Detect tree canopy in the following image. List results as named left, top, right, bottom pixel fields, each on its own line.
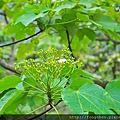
left=0, top=0, right=120, bottom=119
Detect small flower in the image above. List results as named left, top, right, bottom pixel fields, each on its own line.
left=58, top=59, right=67, bottom=63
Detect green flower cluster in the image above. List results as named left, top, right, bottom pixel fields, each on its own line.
left=15, top=48, right=79, bottom=82
left=15, top=48, right=80, bottom=104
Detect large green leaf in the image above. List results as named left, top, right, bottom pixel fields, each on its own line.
left=5, top=22, right=26, bottom=40
left=83, top=28, right=96, bottom=41
left=0, top=76, right=21, bottom=92
left=96, top=16, right=118, bottom=31
left=105, top=80, right=120, bottom=112
left=72, top=68, right=94, bottom=79
left=16, top=11, right=47, bottom=26
left=0, top=89, right=22, bottom=114
left=62, top=83, right=117, bottom=114
left=65, top=23, right=77, bottom=37
left=5, top=22, right=36, bottom=40
left=70, top=77, right=94, bottom=90
left=4, top=93, right=25, bottom=114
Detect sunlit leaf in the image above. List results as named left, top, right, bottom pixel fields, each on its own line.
left=0, top=89, right=22, bottom=114
left=0, top=76, right=21, bottom=92
left=105, top=80, right=120, bottom=113
left=16, top=11, right=47, bottom=26
left=96, top=16, right=118, bottom=31
left=62, top=83, right=117, bottom=114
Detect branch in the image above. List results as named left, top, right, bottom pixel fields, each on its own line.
left=0, top=12, right=5, bottom=16
left=0, top=59, right=20, bottom=75
left=0, top=30, right=43, bottom=47
left=0, top=11, right=9, bottom=24
left=96, top=38, right=120, bottom=44
left=4, top=12, right=9, bottom=24
left=27, top=99, right=62, bottom=120
left=10, top=38, right=15, bottom=67
left=65, top=29, right=75, bottom=59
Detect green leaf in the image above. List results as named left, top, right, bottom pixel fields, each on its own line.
left=62, top=9, right=76, bottom=21
left=40, top=6, right=51, bottom=13
left=16, top=11, right=46, bottom=26
left=79, top=36, right=90, bottom=52
left=54, top=2, right=76, bottom=14
left=79, top=0, right=97, bottom=8
left=105, top=80, right=120, bottom=112
left=73, top=68, right=94, bottom=79
left=5, top=93, right=25, bottom=114
left=21, top=75, right=42, bottom=90
left=51, top=77, right=67, bottom=88
left=59, top=30, right=68, bottom=46
left=26, top=23, right=36, bottom=36
left=96, top=16, right=118, bottom=31
left=62, top=83, right=117, bottom=114
left=15, top=43, right=34, bottom=61
left=15, top=11, right=36, bottom=26
left=80, top=69, right=94, bottom=78
left=71, top=35, right=80, bottom=56
left=65, top=23, right=77, bottom=37
left=76, top=29, right=84, bottom=40
left=0, top=76, right=21, bottom=92
left=70, top=77, right=94, bottom=90
left=0, top=89, right=22, bottom=114
left=16, top=82, right=24, bottom=91
left=5, top=22, right=35, bottom=40
left=115, top=26, right=120, bottom=32
left=26, top=93, right=43, bottom=111
left=70, top=68, right=94, bottom=90
left=106, top=30, right=120, bottom=40
left=31, top=37, right=39, bottom=45
left=0, top=0, right=5, bottom=8
left=83, top=28, right=96, bottom=41
left=5, top=22, right=26, bottom=40
left=76, top=13, right=89, bottom=22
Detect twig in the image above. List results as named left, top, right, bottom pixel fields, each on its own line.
left=96, top=38, right=120, bottom=44
left=0, top=30, right=43, bottom=47
left=0, top=59, right=20, bottom=75
left=10, top=38, right=15, bottom=67
left=0, top=12, right=5, bottom=16
left=65, top=29, right=75, bottom=59
left=0, top=11, right=9, bottom=24
left=4, top=12, right=9, bottom=24
left=27, top=99, right=62, bottom=120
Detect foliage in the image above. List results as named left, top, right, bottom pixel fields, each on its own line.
left=0, top=0, right=120, bottom=119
